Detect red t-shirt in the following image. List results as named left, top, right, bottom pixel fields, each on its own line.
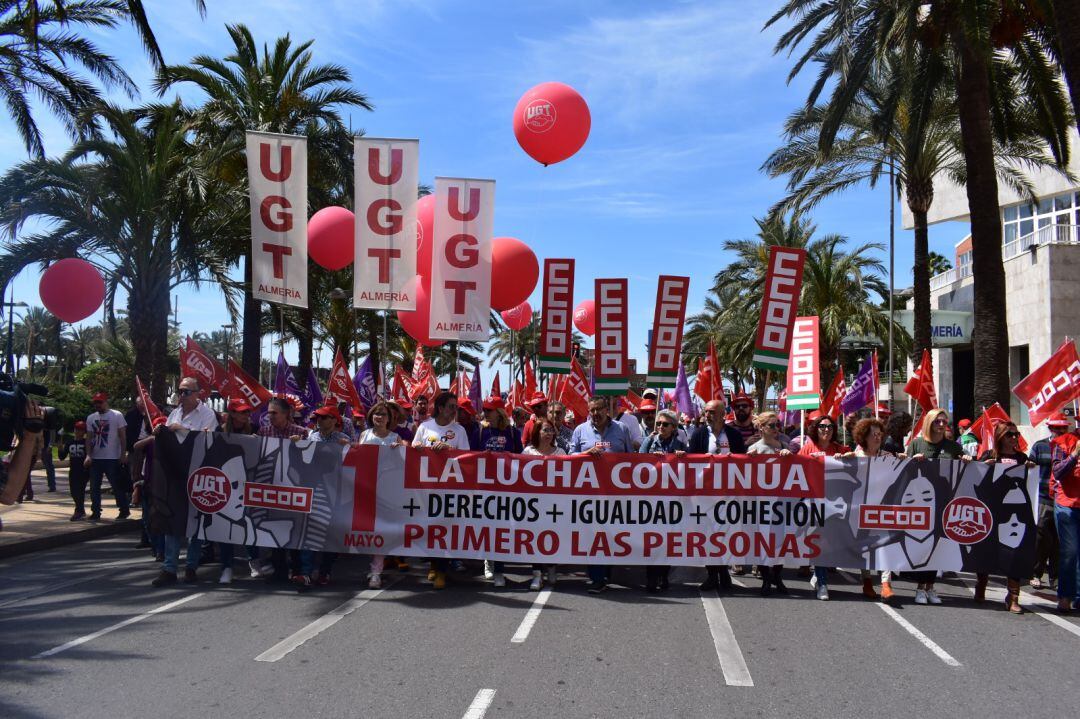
left=1051, top=432, right=1080, bottom=508
left=797, top=438, right=849, bottom=457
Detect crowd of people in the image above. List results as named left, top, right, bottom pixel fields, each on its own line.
left=18, top=375, right=1080, bottom=615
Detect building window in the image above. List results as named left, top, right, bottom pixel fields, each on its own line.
left=1003, top=197, right=1077, bottom=248
left=1055, top=193, right=1073, bottom=211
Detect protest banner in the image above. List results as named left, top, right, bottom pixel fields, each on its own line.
left=1012, top=339, right=1080, bottom=426
left=429, top=177, right=494, bottom=341
left=246, top=131, right=307, bottom=307
left=752, top=246, right=807, bottom=371
left=353, top=137, right=419, bottom=310
left=646, top=275, right=690, bottom=388
left=593, top=278, right=629, bottom=395
left=785, top=316, right=820, bottom=410
left=166, top=434, right=1036, bottom=574
left=537, top=259, right=575, bottom=374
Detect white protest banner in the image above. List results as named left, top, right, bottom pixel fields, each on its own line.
left=429, top=177, right=494, bottom=341
left=353, top=137, right=419, bottom=310
left=246, top=131, right=307, bottom=307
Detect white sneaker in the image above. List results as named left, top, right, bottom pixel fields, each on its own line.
left=914, top=589, right=928, bottom=604
left=816, top=584, right=829, bottom=601
left=492, top=572, right=506, bottom=588
left=248, top=559, right=261, bottom=578
left=926, top=589, right=942, bottom=605
left=809, top=573, right=818, bottom=590
left=368, top=573, right=382, bottom=590
left=484, top=560, right=494, bottom=580
left=529, top=571, right=542, bottom=591
left=219, top=567, right=233, bottom=584
left=546, top=567, right=558, bottom=586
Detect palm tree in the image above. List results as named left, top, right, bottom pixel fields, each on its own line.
left=0, top=102, right=243, bottom=401
left=767, top=0, right=1073, bottom=411
left=927, top=252, right=953, bottom=276
left=12, top=304, right=48, bottom=377
left=154, top=23, right=373, bottom=378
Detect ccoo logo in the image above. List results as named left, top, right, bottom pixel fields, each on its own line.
left=942, top=496, right=992, bottom=544
left=187, top=466, right=231, bottom=514
left=524, top=99, right=556, bottom=133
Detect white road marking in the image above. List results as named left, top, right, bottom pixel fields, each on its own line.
left=255, top=578, right=399, bottom=662
left=511, top=589, right=552, bottom=643
left=33, top=593, right=204, bottom=659
left=956, top=576, right=1080, bottom=639
left=876, top=603, right=961, bottom=666
left=462, top=688, right=496, bottom=719
left=699, top=590, right=754, bottom=687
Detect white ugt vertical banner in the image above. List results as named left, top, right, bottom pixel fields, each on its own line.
left=353, top=138, right=418, bottom=310
left=246, top=131, right=308, bottom=307
left=429, top=177, right=494, bottom=342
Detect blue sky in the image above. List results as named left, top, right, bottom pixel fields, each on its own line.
left=2, top=0, right=971, bottom=370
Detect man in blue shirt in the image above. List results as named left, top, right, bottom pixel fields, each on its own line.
left=570, top=397, right=632, bottom=593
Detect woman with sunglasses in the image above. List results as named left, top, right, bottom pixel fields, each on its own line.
left=523, top=418, right=566, bottom=589
left=357, top=401, right=403, bottom=589
left=905, top=407, right=969, bottom=604
left=847, top=417, right=891, bottom=600
left=746, top=412, right=792, bottom=594
left=976, top=420, right=1034, bottom=613
left=798, top=410, right=848, bottom=599
left=640, top=409, right=687, bottom=591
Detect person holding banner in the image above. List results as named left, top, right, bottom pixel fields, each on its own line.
left=690, top=400, right=748, bottom=592
left=523, top=418, right=566, bottom=589
left=1030, top=413, right=1069, bottom=589
left=478, top=397, right=523, bottom=588
left=357, top=401, right=404, bottom=590
left=848, top=418, right=891, bottom=600
left=216, top=399, right=273, bottom=582
left=388, top=400, right=414, bottom=443
left=797, top=411, right=848, bottom=600
left=1050, top=423, right=1080, bottom=613
left=745, top=412, right=792, bottom=595
left=547, top=402, right=574, bottom=453
left=640, top=409, right=687, bottom=593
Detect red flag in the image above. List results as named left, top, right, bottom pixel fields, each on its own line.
left=547, top=373, right=563, bottom=403
left=975, top=406, right=998, bottom=458
left=695, top=343, right=722, bottom=403
left=392, top=366, right=416, bottom=403
left=558, top=357, right=591, bottom=422
left=135, top=376, right=167, bottom=428
left=620, top=389, right=644, bottom=413
left=970, top=402, right=1028, bottom=452
left=523, top=358, right=537, bottom=399
left=408, top=347, right=439, bottom=401
left=506, top=380, right=525, bottom=414
left=327, top=349, right=364, bottom=411
left=819, top=369, right=846, bottom=420
left=222, top=359, right=273, bottom=413
left=411, top=346, right=428, bottom=381
left=1012, top=339, right=1080, bottom=426
left=491, top=371, right=502, bottom=398
left=904, top=349, right=938, bottom=411
left=705, top=342, right=721, bottom=401
left=450, top=370, right=471, bottom=400
left=180, top=337, right=228, bottom=397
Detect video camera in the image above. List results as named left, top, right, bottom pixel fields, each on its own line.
left=0, top=373, right=61, bottom=451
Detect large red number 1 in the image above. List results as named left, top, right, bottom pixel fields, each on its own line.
left=344, top=445, right=381, bottom=532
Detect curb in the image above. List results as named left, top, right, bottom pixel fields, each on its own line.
left=0, top=519, right=142, bottom=560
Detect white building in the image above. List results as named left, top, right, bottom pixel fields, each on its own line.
left=902, top=133, right=1080, bottom=441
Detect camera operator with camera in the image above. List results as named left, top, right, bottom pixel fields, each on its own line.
left=0, top=376, right=58, bottom=508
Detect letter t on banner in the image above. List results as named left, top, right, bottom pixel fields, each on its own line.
left=245, top=131, right=307, bottom=307
left=752, top=246, right=807, bottom=371
left=429, top=177, right=494, bottom=342
left=593, top=278, right=629, bottom=395
left=646, top=276, right=690, bottom=388
left=353, top=138, right=419, bottom=311
left=537, top=259, right=575, bottom=374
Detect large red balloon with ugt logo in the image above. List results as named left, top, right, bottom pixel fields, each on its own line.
left=39, top=258, right=105, bottom=323
left=513, top=82, right=591, bottom=166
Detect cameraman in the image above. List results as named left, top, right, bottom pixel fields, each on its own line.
left=83, top=392, right=129, bottom=521
left=0, top=398, right=46, bottom=506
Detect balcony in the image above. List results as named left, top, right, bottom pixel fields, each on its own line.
left=929, top=223, right=1080, bottom=291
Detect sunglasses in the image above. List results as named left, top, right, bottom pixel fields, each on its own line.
left=178, top=389, right=196, bottom=397
left=931, top=418, right=948, bottom=424
left=734, top=404, right=751, bottom=410
left=1004, top=431, right=1020, bottom=438
left=764, top=422, right=780, bottom=429
left=654, top=421, right=672, bottom=427
left=817, top=423, right=834, bottom=429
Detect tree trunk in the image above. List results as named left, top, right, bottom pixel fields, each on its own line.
left=365, top=310, right=381, bottom=382
left=241, top=255, right=261, bottom=377
left=956, top=42, right=1011, bottom=411
left=1051, top=0, right=1080, bottom=122
left=910, top=203, right=933, bottom=365
left=129, top=279, right=170, bottom=405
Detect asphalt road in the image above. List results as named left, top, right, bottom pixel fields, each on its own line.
left=1, top=539, right=1079, bottom=719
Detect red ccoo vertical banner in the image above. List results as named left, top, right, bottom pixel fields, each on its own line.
left=246, top=131, right=307, bottom=307
left=785, top=316, right=820, bottom=410
left=538, top=259, right=575, bottom=374
left=646, top=275, right=690, bottom=388
left=752, top=246, right=807, bottom=371
left=353, top=137, right=419, bottom=311
left=593, top=278, right=629, bottom=395
left=429, top=177, right=494, bottom=341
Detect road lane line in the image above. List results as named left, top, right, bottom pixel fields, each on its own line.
left=255, top=577, right=400, bottom=662
left=33, top=593, right=204, bottom=659
left=511, top=589, right=552, bottom=643
left=875, top=603, right=961, bottom=666
left=462, top=688, right=496, bottom=719
left=699, top=590, right=754, bottom=687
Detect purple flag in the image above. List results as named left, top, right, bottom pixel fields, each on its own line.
left=353, top=356, right=379, bottom=412
left=305, top=367, right=324, bottom=408
left=589, top=365, right=595, bottom=396
left=840, top=352, right=877, bottom=415
left=469, top=365, right=482, bottom=411
left=274, top=352, right=302, bottom=396
left=674, top=362, right=698, bottom=418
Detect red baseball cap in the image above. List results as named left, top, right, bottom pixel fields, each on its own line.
left=227, top=398, right=253, bottom=413
left=807, top=410, right=833, bottom=423
left=1047, top=412, right=1070, bottom=427
left=957, top=418, right=972, bottom=429
left=457, top=399, right=477, bottom=416
left=483, top=395, right=505, bottom=411
left=74, top=420, right=87, bottom=430
left=313, top=405, right=341, bottom=421
left=526, top=392, right=548, bottom=409
left=92, top=392, right=108, bottom=402
left=638, top=400, right=657, bottom=412
left=731, top=392, right=754, bottom=408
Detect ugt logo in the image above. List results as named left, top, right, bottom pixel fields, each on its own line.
left=187, top=466, right=231, bottom=514
left=524, top=99, right=556, bottom=133
left=942, top=496, right=992, bottom=544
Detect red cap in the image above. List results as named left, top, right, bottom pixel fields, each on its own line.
left=313, top=405, right=341, bottom=421
left=957, top=418, right=972, bottom=429
left=638, top=400, right=657, bottom=412
left=876, top=401, right=892, bottom=416
left=227, top=398, right=253, bottom=413
left=526, top=392, right=548, bottom=409
left=483, top=395, right=505, bottom=411
left=807, top=409, right=833, bottom=423
left=457, top=399, right=476, bottom=416
left=731, top=392, right=754, bottom=408
left=1047, top=412, right=1070, bottom=427
left=92, top=392, right=108, bottom=402
left=74, top=420, right=87, bottom=430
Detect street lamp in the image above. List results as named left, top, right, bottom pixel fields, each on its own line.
left=220, top=323, right=236, bottom=367
left=3, top=287, right=29, bottom=375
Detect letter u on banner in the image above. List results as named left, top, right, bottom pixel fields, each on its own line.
left=429, top=177, right=494, bottom=341
left=353, top=138, right=419, bottom=311
left=246, top=131, right=308, bottom=307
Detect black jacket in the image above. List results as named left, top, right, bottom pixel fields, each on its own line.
left=688, top=424, right=747, bottom=454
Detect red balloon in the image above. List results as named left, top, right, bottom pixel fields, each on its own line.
left=513, top=82, right=591, bottom=166
left=308, top=206, right=355, bottom=271
left=415, top=194, right=436, bottom=282
left=490, top=237, right=539, bottom=311
left=39, top=258, right=104, bottom=323
left=500, top=301, right=532, bottom=331
left=397, top=277, right=445, bottom=348
left=573, top=299, right=595, bottom=336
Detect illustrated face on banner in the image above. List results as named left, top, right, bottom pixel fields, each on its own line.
left=900, top=473, right=936, bottom=542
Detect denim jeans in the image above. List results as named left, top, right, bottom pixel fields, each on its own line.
left=162, top=535, right=202, bottom=575
left=813, top=566, right=829, bottom=587
left=587, top=565, right=610, bottom=584
left=1054, top=503, right=1080, bottom=601
left=219, top=543, right=260, bottom=568
left=89, top=458, right=129, bottom=514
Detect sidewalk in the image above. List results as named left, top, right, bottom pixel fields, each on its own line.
left=0, top=468, right=141, bottom=560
